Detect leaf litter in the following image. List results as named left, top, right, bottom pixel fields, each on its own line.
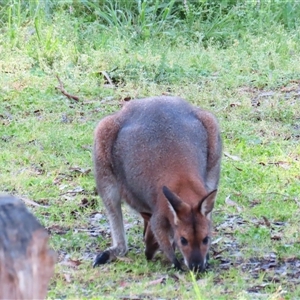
left=210, top=213, right=300, bottom=294
left=53, top=203, right=300, bottom=297
left=41, top=83, right=299, bottom=295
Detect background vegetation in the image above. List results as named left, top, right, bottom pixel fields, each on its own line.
left=1, top=0, right=300, bottom=299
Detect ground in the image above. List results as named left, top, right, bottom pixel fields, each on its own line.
left=1, top=3, right=300, bottom=299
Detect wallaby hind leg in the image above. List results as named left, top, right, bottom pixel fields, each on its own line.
left=150, top=215, right=182, bottom=270
left=93, top=115, right=128, bottom=267
left=195, top=109, right=222, bottom=192
left=93, top=184, right=127, bottom=267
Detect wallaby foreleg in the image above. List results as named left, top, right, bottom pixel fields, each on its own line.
left=144, top=223, right=159, bottom=260
left=150, top=215, right=182, bottom=270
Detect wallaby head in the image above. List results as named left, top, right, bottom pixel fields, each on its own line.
left=162, top=186, right=217, bottom=272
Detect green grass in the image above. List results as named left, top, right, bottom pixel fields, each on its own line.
left=1, top=1, right=300, bottom=299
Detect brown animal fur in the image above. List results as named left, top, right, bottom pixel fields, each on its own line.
left=93, top=96, right=222, bottom=271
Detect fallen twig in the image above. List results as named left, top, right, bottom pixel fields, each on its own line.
left=19, top=196, right=49, bottom=208
left=100, top=70, right=114, bottom=86
left=55, top=75, right=80, bottom=101
left=224, top=151, right=241, bottom=161
left=294, top=198, right=300, bottom=207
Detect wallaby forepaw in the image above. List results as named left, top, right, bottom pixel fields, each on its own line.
left=173, top=259, right=184, bottom=271
left=206, top=253, right=209, bottom=262
left=145, top=249, right=155, bottom=261
left=93, top=250, right=110, bottom=267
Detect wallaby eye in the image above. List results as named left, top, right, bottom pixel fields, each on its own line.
left=180, top=237, right=188, bottom=246
left=203, top=236, right=209, bottom=245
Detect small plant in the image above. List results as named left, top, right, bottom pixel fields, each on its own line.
left=190, top=271, right=204, bottom=300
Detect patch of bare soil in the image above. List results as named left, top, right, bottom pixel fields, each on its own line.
left=210, top=214, right=300, bottom=294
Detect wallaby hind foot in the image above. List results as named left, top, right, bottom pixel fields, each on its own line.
left=93, top=251, right=110, bottom=267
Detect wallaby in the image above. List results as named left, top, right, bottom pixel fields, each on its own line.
left=93, top=96, right=222, bottom=272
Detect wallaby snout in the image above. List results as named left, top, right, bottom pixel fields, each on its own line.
left=188, top=251, right=210, bottom=272
left=190, top=260, right=205, bottom=273
left=190, top=262, right=206, bottom=273
left=93, top=96, right=222, bottom=271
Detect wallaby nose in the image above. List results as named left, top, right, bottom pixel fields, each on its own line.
left=190, top=261, right=205, bottom=272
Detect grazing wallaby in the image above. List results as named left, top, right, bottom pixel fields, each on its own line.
left=93, top=96, right=222, bottom=272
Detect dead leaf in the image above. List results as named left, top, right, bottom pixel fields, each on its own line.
left=277, top=161, right=290, bottom=170
left=212, top=237, right=223, bottom=245
left=268, top=161, right=290, bottom=170
left=79, top=198, right=97, bottom=209
left=229, top=102, right=241, bottom=107
left=251, top=97, right=261, bottom=107
left=233, top=165, right=243, bottom=171
left=224, top=152, right=241, bottom=161
left=259, top=91, right=275, bottom=97
left=53, top=176, right=63, bottom=185
left=219, top=259, right=232, bottom=269
left=63, top=273, right=72, bottom=283
left=1, top=135, right=14, bottom=142
left=119, top=281, right=128, bottom=287
left=271, top=234, right=282, bottom=241
left=248, top=283, right=271, bottom=292
left=262, top=216, right=271, bottom=227
left=280, top=84, right=299, bottom=92
left=72, top=197, right=97, bottom=214
left=73, top=186, right=84, bottom=193
left=81, top=144, right=92, bottom=151
left=212, top=248, right=226, bottom=258
left=12, top=81, right=26, bottom=91
left=147, top=277, right=166, bottom=286
left=264, top=253, right=276, bottom=260
left=261, top=261, right=277, bottom=270
left=225, top=195, right=242, bottom=212
left=59, top=184, right=68, bottom=190
left=60, top=258, right=82, bottom=268
left=47, top=224, right=68, bottom=234
left=60, top=186, right=85, bottom=196
left=117, top=256, right=134, bottom=263
left=249, top=199, right=261, bottom=207
left=69, top=166, right=91, bottom=175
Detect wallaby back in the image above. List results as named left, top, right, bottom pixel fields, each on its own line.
left=93, top=96, right=222, bottom=271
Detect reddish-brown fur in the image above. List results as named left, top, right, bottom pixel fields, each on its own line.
left=93, top=96, right=222, bottom=271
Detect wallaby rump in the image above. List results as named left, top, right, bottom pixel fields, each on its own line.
left=93, top=96, right=222, bottom=272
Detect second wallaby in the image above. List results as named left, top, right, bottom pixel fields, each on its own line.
left=93, top=96, right=222, bottom=272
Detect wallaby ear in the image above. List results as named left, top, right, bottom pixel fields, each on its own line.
left=162, top=186, right=182, bottom=213
left=162, top=186, right=183, bottom=224
left=198, top=189, right=217, bottom=219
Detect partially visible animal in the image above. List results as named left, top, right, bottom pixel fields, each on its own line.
left=93, top=96, right=222, bottom=271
